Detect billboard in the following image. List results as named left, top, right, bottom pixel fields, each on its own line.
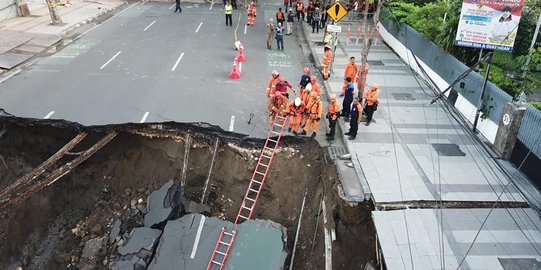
left=454, top=0, right=524, bottom=52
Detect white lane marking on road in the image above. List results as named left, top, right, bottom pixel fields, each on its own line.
left=0, top=69, right=21, bottom=84
left=80, top=2, right=140, bottom=38
left=190, top=215, right=206, bottom=259
left=140, top=111, right=150, bottom=123
left=244, top=24, right=247, bottom=35
left=44, top=111, right=55, bottom=119
left=171, top=52, right=185, bottom=71
left=143, top=20, right=156, bottom=32
left=195, top=22, right=203, bottom=33
left=229, top=115, right=235, bottom=131
left=100, top=51, right=122, bottom=70
left=238, top=62, right=242, bottom=73
left=169, top=4, right=175, bottom=10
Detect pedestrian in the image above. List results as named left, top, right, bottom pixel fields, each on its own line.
left=321, top=44, right=333, bottom=80
left=266, top=70, right=281, bottom=97
left=296, top=1, right=304, bottom=22
left=174, top=0, right=182, bottom=13
left=225, top=1, right=233, bottom=26
left=326, top=94, right=341, bottom=141
left=321, top=3, right=330, bottom=28
left=287, top=97, right=305, bottom=135
left=342, top=56, right=358, bottom=94
left=298, top=67, right=311, bottom=95
left=341, top=77, right=354, bottom=121
left=231, top=0, right=237, bottom=10
left=300, top=91, right=322, bottom=137
left=309, top=75, right=321, bottom=95
left=345, top=97, right=362, bottom=140
left=284, top=0, right=290, bottom=10
left=276, top=8, right=285, bottom=25
left=269, top=91, right=289, bottom=123
left=364, top=83, right=379, bottom=126
left=247, top=1, right=256, bottom=25
left=286, top=8, right=294, bottom=35
left=306, top=1, right=313, bottom=24
left=276, top=22, right=285, bottom=51
left=266, top=18, right=275, bottom=49
left=275, top=76, right=296, bottom=97
left=311, top=7, right=320, bottom=33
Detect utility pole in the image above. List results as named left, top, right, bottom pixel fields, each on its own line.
left=520, top=10, right=541, bottom=80
left=45, top=0, right=63, bottom=25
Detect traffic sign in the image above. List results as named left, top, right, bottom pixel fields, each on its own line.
left=326, top=2, right=348, bottom=22
left=327, top=24, right=342, bottom=33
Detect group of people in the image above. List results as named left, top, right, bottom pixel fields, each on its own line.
left=265, top=7, right=298, bottom=51
left=266, top=62, right=379, bottom=141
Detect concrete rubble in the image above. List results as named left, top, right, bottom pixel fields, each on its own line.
left=144, top=180, right=182, bottom=228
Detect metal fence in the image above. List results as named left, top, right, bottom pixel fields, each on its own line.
left=518, top=105, right=541, bottom=159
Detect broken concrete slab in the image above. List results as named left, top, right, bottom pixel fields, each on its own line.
left=81, top=237, right=104, bottom=259
left=181, top=196, right=211, bottom=214
left=115, top=254, right=147, bottom=270
left=144, top=180, right=182, bottom=228
left=109, top=219, right=121, bottom=243
left=118, top=227, right=162, bottom=256
left=148, top=214, right=287, bottom=270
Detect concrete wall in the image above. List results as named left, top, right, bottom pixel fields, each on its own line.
left=378, top=22, right=500, bottom=143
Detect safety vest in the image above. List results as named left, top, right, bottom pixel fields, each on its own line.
left=365, top=89, right=379, bottom=106
left=297, top=2, right=303, bottom=11
left=327, top=101, right=340, bottom=121
left=276, top=11, right=284, bottom=20
left=225, top=5, right=233, bottom=14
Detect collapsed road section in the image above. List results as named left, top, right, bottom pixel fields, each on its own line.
left=0, top=116, right=378, bottom=269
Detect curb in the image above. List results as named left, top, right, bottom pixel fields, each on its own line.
left=300, top=21, right=372, bottom=201
left=61, top=2, right=128, bottom=36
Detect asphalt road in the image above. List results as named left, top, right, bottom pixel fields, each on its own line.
left=0, top=0, right=310, bottom=138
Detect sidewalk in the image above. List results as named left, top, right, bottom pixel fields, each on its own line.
left=0, top=0, right=125, bottom=70
left=302, top=20, right=541, bottom=270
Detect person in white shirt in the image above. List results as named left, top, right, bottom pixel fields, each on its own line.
left=490, top=6, right=518, bottom=41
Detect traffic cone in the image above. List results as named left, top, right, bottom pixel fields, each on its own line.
left=236, top=47, right=246, bottom=62
left=229, top=58, right=241, bottom=79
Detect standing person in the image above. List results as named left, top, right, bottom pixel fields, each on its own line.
left=345, top=97, right=362, bottom=140
left=364, top=83, right=379, bottom=126
left=300, top=91, right=323, bottom=137
left=247, top=1, right=256, bottom=26
left=276, top=8, right=285, bottom=25
left=266, top=70, right=281, bottom=97
left=298, top=67, right=311, bottom=95
left=309, top=75, right=321, bottom=95
left=287, top=97, right=305, bottom=135
left=284, top=0, right=290, bottom=10
left=321, top=3, right=330, bottom=28
left=321, top=44, right=333, bottom=80
left=231, top=0, right=237, bottom=10
left=306, top=1, right=313, bottom=24
left=311, top=7, right=320, bottom=33
left=174, top=0, right=182, bottom=13
left=275, top=76, right=296, bottom=97
left=225, top=1, right=233, bottom=26
left=296, top=1, right=304, bottom=22
left=266, top=18, right=275, bottom=49
left=276, top=22, right=285, bottom=51
left=341, top=77, right=354, bottom=121
left=342, top=57, right=358, bottom=93
left=326, top=94, right=341, bottom=141
left=286, top=8, right=294, bottom=35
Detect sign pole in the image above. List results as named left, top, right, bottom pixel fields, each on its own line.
left=473, top=50, right=493, bottom=133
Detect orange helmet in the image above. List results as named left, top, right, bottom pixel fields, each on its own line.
left=310, top=75, right=317, bottom=82
left=303, top=67, right=310, bottom=74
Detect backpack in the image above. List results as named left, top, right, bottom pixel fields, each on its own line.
left=277, top=11, right=284, bottom=20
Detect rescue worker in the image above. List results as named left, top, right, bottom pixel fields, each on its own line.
left=286, top=8, right=294, bottom=35
left=287, top=97, right=305, bottom=135
left=299, top=83, right=312, bottom=129
left=266, top=18, right=275, bottom=50
left=364, top=83, right=379, bottom=126
left=266, top=70, right=281, bottom=97
left=298, top=67, right=311, bottom=95
left=225, top=1, right=233, bottom=26
left=300, top=91, right=322, bottom=138
left=276, top=7, right=285, bottom=25
left=247, top=1, right=256, bottom=26
left=341, top=77, right=354, bottom=121
left=321, top=44, right=333, bottom=80
left=326, top=94, right=341, bottom=141
left=345, top=97, right=362, bottom=140
left=309, top=75, right=321, bottom=95
left=296, top=1, right=304, bottom=22
left=268, top=91, right=289, bottom=123
left=342, top=57, right=358, bottom=94
left=275, top=76, right=296, bottom=97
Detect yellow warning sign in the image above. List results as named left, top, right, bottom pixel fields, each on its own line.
left=326, top=2, right=348, bottom=22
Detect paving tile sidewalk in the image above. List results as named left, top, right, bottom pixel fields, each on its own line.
left=0, top=0, right=125, bottom=70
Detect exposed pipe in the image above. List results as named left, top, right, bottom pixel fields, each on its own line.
left=311, top=195, right=323, bottom=253
left=289, top=189, right=307, bottom=270
left=180, top=133, right=191, bottom=188
left=201, top=137, right=219, bottom=204
left=322, top=197, right=332, bottom=270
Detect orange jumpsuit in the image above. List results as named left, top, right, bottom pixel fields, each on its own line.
left=268, top=95, right=289, bottom=123
left=247, top=5, right=257, bottom=25
left=310, top=82, right=321, bottom=96
left=342, top=62, right=358, bottom=94
left=286, top=100, right=305, bottom=133
left=322, top=49, right=333, bottom=79
left=303, top=92, right=323, bottom=134
left=266, top=77, right=281, bottom=97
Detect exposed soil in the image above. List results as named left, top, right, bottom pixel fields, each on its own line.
left=0, top=117, right=377, bottom=270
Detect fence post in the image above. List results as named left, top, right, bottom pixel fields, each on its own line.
left=494, top=102, right=526, bottom=160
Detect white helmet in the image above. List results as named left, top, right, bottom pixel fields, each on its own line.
left=305, top=83, right=312, bottom=92
left=294, top=97, right=301, bottom=106
left=271, top=70, right=279, bottom=77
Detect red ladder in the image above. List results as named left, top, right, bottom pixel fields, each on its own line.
left=234, top=115, right=287, bottom=224
left=206, top=115, right=288, bottom=269
left=206, top=227, right=236, bottom=270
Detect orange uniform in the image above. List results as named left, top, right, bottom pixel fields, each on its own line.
left=286, top=100, right=305, bottom=133
left=247, top=3, right=256, bottom=25
left=364, top=88, right=379, bottom=106
left=309, top=82, right=321, bottom=96
left=322, top=48, right=333, bottom=79
left=327, top=100, right=341, bottom=121
left=266, top=76, right=281, bottom=97
left=268, top=94, right=289, bottom=124
left=342, top=62, right=358, bottom=94
left=303, top=92, right=323, bottom=135
left=300, top=90, right=311, bottom=108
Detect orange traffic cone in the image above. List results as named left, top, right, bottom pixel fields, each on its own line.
left=229, top=58, right=241, bottom=79
left=236, top=47, right=246, bottom=62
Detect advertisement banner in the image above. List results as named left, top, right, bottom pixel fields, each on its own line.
left=454, top=0, right=524, bottom=52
